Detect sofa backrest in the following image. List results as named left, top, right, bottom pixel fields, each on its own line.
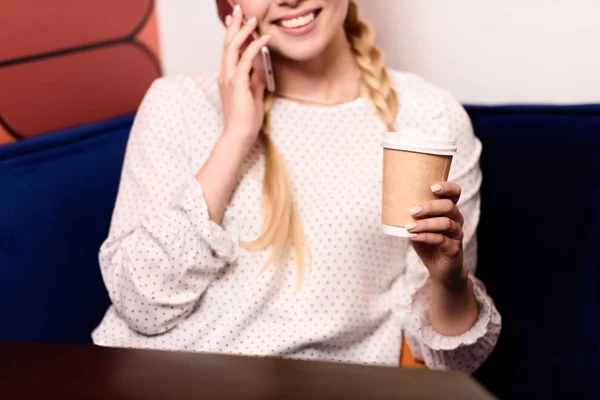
left=0, top=115, right=133, bottom=343
left=466, top=104, right=600, bottom=399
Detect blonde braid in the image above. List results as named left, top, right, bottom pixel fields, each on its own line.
left=242, top=0, right=392, bottom=288
left=241, top=92, right=308, bottom=288
left=345, top=0, right=398, bottom=131
left=345, top=2, right=424, bottom=368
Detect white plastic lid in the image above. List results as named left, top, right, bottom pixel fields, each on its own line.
left=383, top=129, right=457, bottom=156
left=382, top=224, right=412, bottom=238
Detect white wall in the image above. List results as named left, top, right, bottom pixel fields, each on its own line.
left=156, top=0, right=600, bottom=104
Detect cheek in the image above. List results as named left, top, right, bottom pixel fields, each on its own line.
left=333, top=0, right=350, bottom=22
left=236, top=0, right=269, bottom=19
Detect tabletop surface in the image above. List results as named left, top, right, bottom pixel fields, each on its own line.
left=1, top=341, right=496, bottom=400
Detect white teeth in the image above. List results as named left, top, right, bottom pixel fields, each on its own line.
left=279, top=12, right=315, bottom=29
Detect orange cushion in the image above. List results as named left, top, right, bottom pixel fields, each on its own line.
left=400, top=337, right=427, bottom=368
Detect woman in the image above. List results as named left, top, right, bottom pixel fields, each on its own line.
left=92, top=0, right=501, bottom=373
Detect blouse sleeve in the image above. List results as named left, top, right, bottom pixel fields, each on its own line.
left=98, top=78, right=238, bottom=336
left=400, top=88, right=502, bottom=373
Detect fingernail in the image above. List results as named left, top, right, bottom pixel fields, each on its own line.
left=408, top=233, right=418, bottom=238
left=409, top=207, right=422, bottom=216
left=405, top=222, right=417, bottom=230
left=262, top=34, right=271, bottom=41
left=247, top=16, right=257, bottom=25
left=234, top=5, right=241, bottom=15
left=225, top=15, right=232, bottom=26
left=431, top=184, right=443, bottom=193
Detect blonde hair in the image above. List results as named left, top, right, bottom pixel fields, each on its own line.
left=242, top=0, right=398, bottom=287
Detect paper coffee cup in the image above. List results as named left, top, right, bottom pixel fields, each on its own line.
left=382, top=130, right=457, bottom=237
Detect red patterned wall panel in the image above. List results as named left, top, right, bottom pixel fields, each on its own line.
left=0, top=0, right=161, bottom=144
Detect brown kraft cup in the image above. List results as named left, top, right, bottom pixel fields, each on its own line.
left=382, top=130, right=457, bottom=237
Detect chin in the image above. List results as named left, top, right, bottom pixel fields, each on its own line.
left=271, top=40, right=329, bottom=63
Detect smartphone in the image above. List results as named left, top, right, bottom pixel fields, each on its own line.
left=222, top=0, right=276, bottom=92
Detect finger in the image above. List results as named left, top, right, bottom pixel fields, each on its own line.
left=235, top=35, right=271, bottom=85
left=405, top=217, right=463, bottom=240
left=409, top=233, right=462, bottom=258
left=431, top=181, right=462, bottom=204
left=410, top=200, right=464, bottom=226
left=410, top=198, right=462, bottom=220
left=224, top=4, right=243, bottom=46
left=221, top=5, right=244, bottom=78
left=224, top=17, right=259, bottom=80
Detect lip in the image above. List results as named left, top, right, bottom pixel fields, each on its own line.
left=272, top=8, right=321, bottom=23
left=273, top=9, right=322, bottom=37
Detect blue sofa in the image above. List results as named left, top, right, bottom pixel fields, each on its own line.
left=1, top=105, right=599, bottom=399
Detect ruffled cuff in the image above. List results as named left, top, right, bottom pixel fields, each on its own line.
left=171, top=176, right=239, bottom=263
left=406, top=275, right=492, bottom=351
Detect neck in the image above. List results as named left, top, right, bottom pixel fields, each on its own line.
left=272, top=29, right=362, bottom=105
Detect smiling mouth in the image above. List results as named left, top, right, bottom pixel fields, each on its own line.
left=274, top=9, right=322, bottom=29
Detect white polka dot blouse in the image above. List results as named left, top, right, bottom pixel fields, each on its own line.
left=91, top=69, right=501, bottom=373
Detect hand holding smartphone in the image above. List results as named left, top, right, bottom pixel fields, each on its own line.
left=221, top=0, right=276, bottom=92
left=216, top=0, right=275, bottom=147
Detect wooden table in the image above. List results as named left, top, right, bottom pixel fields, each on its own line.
left=1, top=341, right=497, bottom=399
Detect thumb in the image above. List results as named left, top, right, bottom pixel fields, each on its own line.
left=250, top=70, right=267, bottom=101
